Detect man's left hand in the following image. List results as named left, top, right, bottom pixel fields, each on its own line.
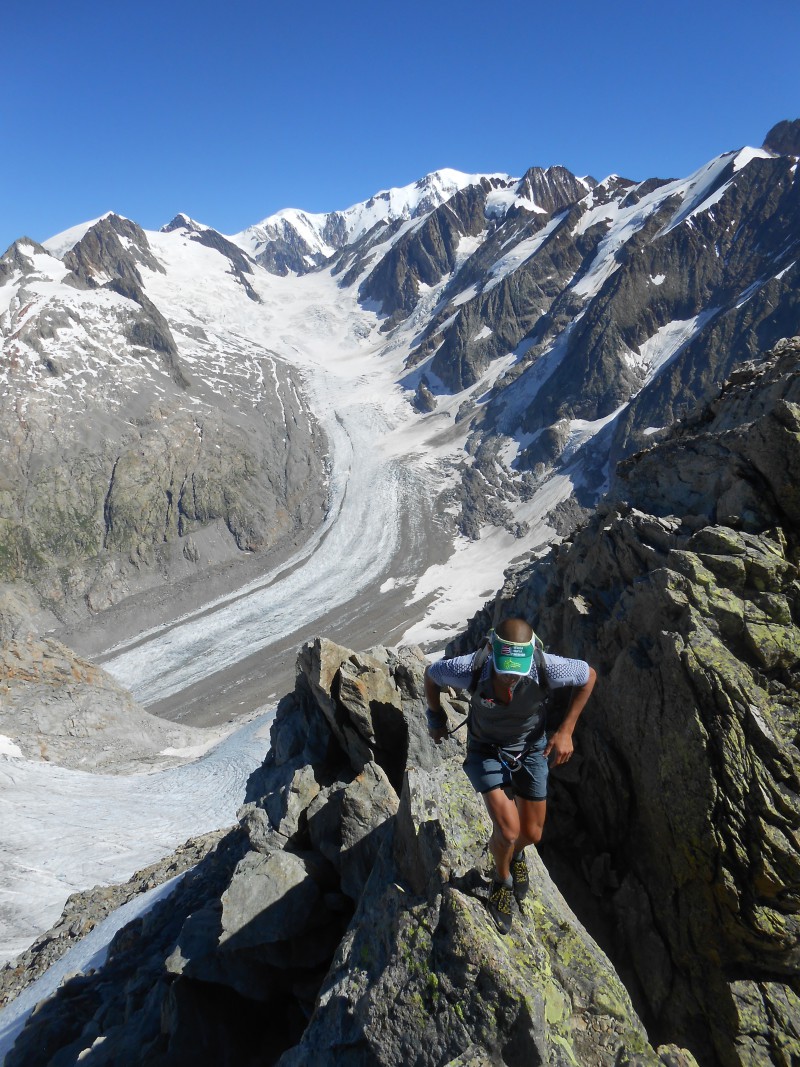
left=544, top=728, right=574, bottom=766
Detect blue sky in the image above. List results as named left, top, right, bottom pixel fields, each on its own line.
left=2, top=0, right=798, bottom=253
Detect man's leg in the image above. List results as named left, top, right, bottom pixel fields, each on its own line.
left=514, top=797, right=547, bottom=850
left=482, top=787, right=521, bottom=881
left=480, top=787, right=520, bottom=933
left=508, top=797, right=546, bottom=902
left=509, top=740, right=548, bottom=853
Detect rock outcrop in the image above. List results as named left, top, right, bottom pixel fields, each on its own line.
left=1, top=638, right=694, bottom=1066
left=356, top=180, right=510, bottom=331
left=455, top=337, right=800, bottom=1065
left=764, top=119, right=800, bottom=157
left=0, top=582, right=209, bottom=771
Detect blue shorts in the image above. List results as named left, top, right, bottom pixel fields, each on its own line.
left=463, top=733, right=548, bottom=801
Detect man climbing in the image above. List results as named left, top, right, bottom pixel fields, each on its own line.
left=424, top=617, right=596, bottom=934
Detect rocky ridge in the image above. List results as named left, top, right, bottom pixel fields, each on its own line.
left=2, top=639, right=695, bottom=1067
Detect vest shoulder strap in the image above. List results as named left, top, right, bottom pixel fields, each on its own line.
left=467, top=638, right=492, bottom=695
left=533, top=643, right=548, bottom=689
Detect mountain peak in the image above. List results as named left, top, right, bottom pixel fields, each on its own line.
left=161, top=213, right=209, bottom=234
left=763, top=118, right=800, bottom=156
left=42, top=212, right=119, bottom=259
left=231, top=168, right=517, bottom=275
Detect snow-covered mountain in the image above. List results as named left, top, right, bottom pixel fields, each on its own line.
left=2, top=122, right=799, bottom=646
left=228, top=168, right=521, bottom=274
left=342, top=131, right=799, bottom=541
left=2, top=119, right=800, bottom=1066
left=0, top=216, right=327, bottom=622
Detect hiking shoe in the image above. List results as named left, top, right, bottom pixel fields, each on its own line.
left=487, top=880, right=514, bottom=934
left=511, top=851, right=529, bottom=903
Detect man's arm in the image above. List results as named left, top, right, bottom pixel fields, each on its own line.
left=543, top=666, right=596, bottom=765
left=424, top=667, right=449, bottom=744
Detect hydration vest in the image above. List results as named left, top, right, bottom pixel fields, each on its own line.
left=467, top=649, right=548, bottom=750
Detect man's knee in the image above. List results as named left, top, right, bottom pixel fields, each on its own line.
left=518, top=799, right=547, bottom=845
left=525, top=821, right=544, bottom=846
left=491, top=819, right=519, bottom=849
left=484, top=790, right=520, bottom=846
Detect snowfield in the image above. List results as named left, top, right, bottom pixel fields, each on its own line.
left=0, top=711, right=274, bottom=969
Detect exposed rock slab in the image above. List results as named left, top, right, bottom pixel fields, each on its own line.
left=0, top=583, right=207, bottom=771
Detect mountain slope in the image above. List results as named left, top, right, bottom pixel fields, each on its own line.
left=333, top=133, right=799, bottom=546
left=1, top=123, right=798, bottom=650
left=0, top=215, right=326, bottom=619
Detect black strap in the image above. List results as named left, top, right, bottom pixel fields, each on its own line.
left=467, top=638, right=492, bottom=695
left=440, top=637, right=492, bottom=737
left=533, top=643, right=548, bottom=690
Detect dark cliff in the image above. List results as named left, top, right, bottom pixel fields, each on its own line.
left=456, top=337, right=800, bottom=1065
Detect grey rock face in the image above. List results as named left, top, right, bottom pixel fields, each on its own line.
left=412, top=377, right=437, bottom=413
left=62, top=215, right=189, bottom=387
left=516, top=164, right=596, bottom=214
left=250, top=215, right=334, bottom=276
left=0, top=582, right=209, bottom=771
left=0, top=239, right=52, bottom=284
left=3, top=827, right=254, bottom=1067
left=358, top=181, right=505, bottom=330
left=457, top=337, right=800, bottom=1066
left=763, top=118, right=800, bottom=156
left=459, top=437, right=529, bottom=541
left=284, top=760, right=662, bottom=1067
left=0, top=225, right=328, bottom=622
